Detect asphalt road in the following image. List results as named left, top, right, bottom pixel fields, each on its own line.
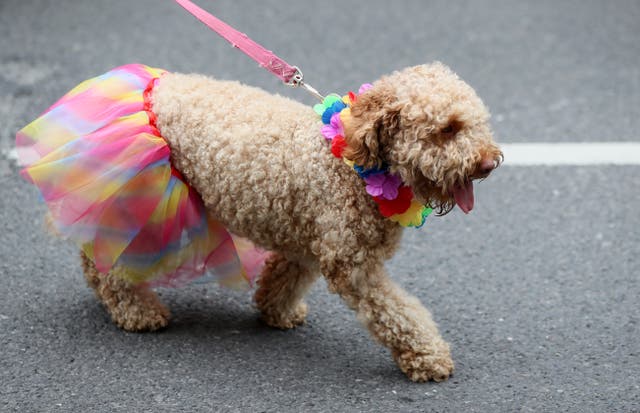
left=1, top=1, right=639, bottom=412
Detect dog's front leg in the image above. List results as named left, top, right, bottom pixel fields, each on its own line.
left=324, top=260, right=454, bottom=382
left=254, top=253, right=319, bottom=329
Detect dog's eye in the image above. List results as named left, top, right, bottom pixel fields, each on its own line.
left=440, top=120, right=463, bottom=139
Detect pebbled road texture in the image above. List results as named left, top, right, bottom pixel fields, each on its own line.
left=1, top=1, right=639, bottom=411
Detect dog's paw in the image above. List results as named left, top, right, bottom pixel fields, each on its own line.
left=393, top=347, right=454, bottom=382
left=260, top=302, right=308, bottom=330
left=109, top=295, right=171, bottom=332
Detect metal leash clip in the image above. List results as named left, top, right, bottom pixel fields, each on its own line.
left=286, top=66, right=304, bottom=87
left=286, top=66, right=324, bottom=101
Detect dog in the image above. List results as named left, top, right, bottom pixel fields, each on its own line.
left=25, top=62, right=502, bottom=382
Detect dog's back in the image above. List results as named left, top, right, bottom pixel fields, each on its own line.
left=153, top=73, right=389, bottom=256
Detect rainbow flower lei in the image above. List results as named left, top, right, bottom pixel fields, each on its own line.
left=314, top=84, right=433, bottom=228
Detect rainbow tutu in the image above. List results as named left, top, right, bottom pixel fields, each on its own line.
left=16, top=64, right=267, bottom=289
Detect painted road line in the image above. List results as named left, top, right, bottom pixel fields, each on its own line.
left=500, top=142, right=640, bottom=165
left=4, top=143, right=640, bottom=167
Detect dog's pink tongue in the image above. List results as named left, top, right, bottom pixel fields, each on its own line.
left=453, top=181, right=474, bottom=214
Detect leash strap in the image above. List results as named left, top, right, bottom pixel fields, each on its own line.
left=174, top=0, right=324, bottom=100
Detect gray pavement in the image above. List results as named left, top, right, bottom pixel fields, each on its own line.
left=1, top=1, right=639, bottom=412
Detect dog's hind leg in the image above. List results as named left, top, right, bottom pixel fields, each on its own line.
left=80, top=252, right=170, bottom=332
left=323, top=258, right=454, bottom=382
left=254, top=253, right=319, bottom=329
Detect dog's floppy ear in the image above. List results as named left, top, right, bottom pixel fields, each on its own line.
left=343, top=85, right=401, bottom=169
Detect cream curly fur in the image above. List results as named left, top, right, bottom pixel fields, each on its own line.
left=82, top=62, right=501, bottom=382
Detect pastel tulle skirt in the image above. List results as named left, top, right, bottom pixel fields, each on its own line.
left=16, top=64, right=267, bottom=289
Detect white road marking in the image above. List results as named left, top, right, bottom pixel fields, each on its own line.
left=4, top=143, right=640, bottom=167
left=500, top=142, right=640, bottom=165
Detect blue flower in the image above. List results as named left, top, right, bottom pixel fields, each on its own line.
left=321, top=107, right=334, bottom=124
left=321, top=101, right=348, bottom=125
left=353, top=164, right=387, bottom=179
left=331, top=100, right=346, bottom=113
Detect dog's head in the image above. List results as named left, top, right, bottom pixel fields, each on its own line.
left=343, top=62, right=502, bottom=215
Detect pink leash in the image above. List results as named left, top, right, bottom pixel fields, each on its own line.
left=174, top=0, right=324, bottom=100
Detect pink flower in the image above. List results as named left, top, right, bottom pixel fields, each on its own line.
left=321, top=112, right=344, bottom=141
left=364, top=173, right=402, bottom=200
left=358, top=83, right=373, bottom=94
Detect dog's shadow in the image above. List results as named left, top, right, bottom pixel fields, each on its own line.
left=53, top=287, right=398, bottom=383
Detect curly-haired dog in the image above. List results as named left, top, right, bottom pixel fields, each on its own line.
left=32, top=62, right=501, bottom=382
